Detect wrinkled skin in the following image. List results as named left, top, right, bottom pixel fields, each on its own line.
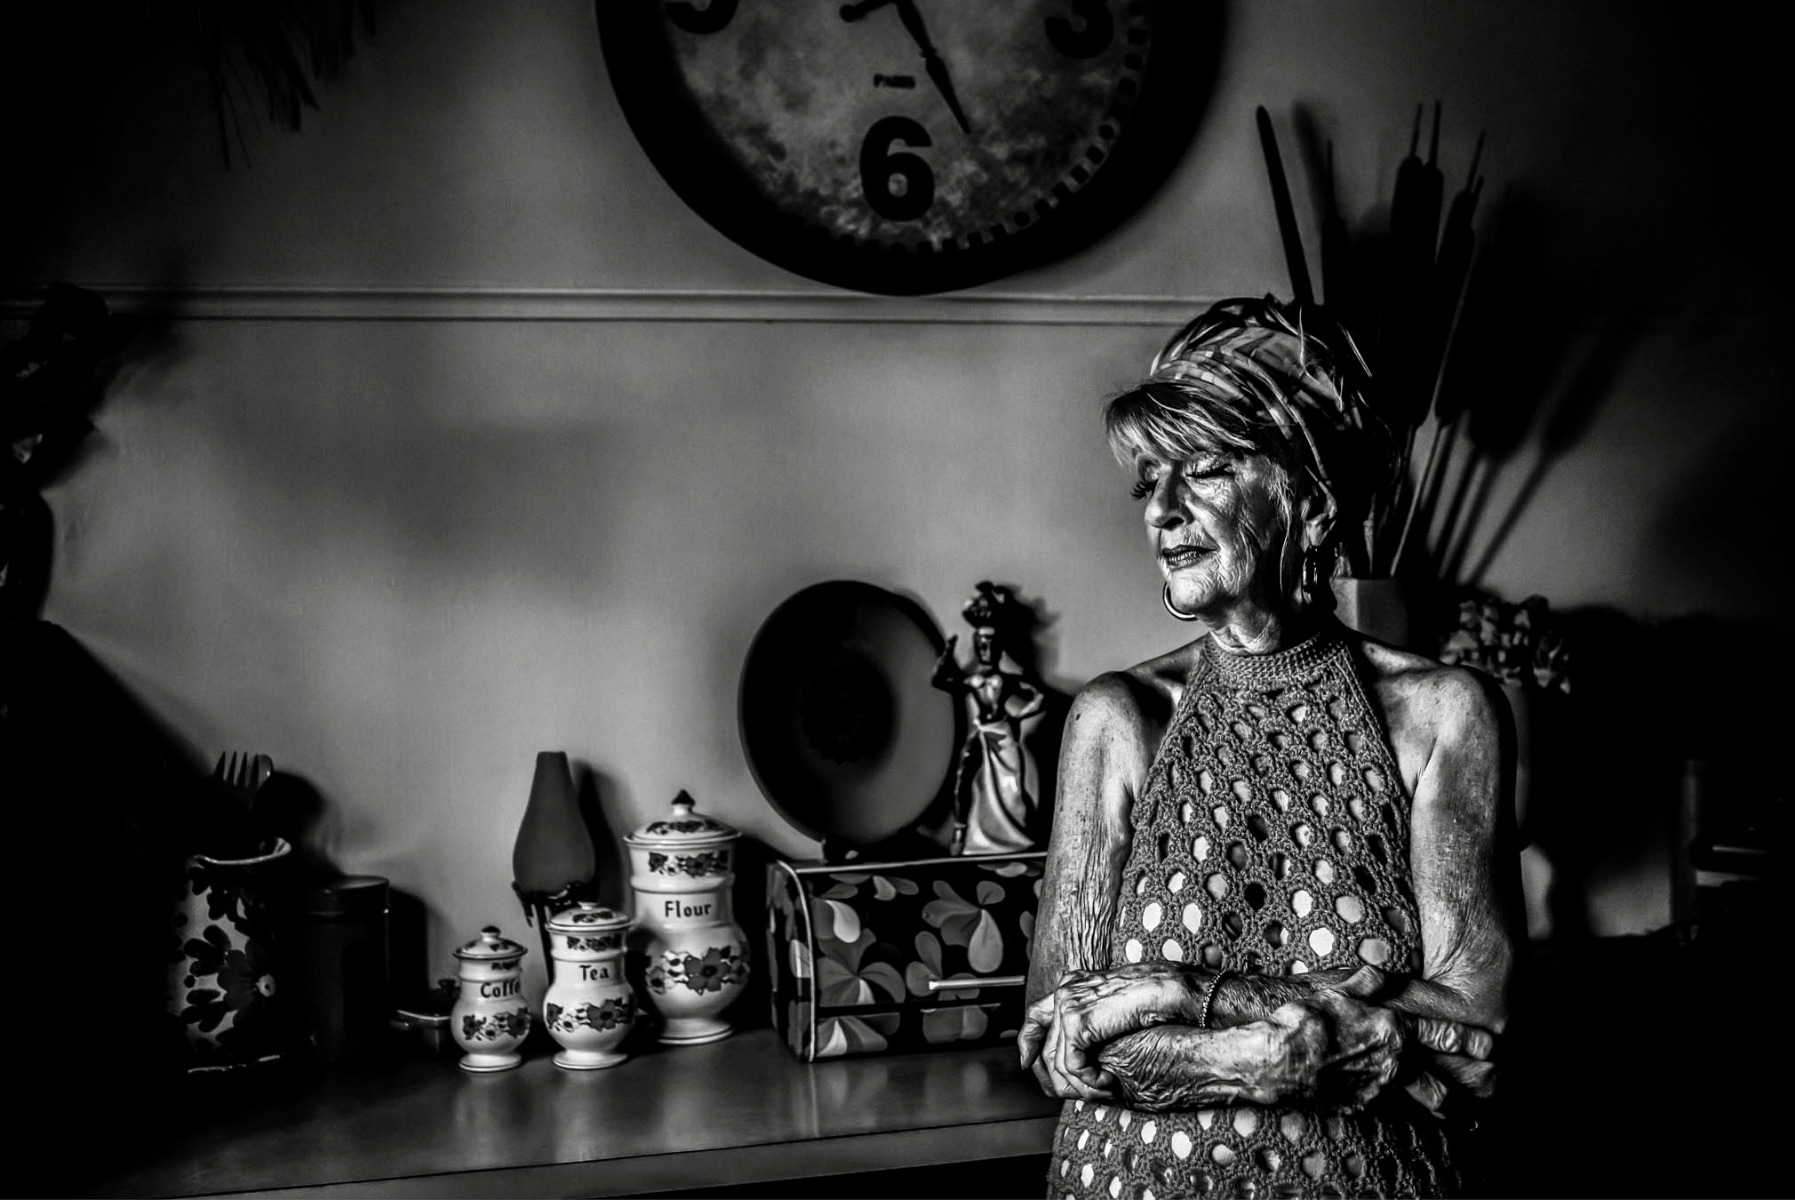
left=1019, top=963, right=1497, bottom=1114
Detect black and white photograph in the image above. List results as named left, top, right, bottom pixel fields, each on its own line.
left=2, top=2, right=1783, bottom=1197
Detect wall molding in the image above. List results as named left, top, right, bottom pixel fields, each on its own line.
left=7, top=284, right=1753, bottom=329
left=0, top=284, right=1216, bottom=326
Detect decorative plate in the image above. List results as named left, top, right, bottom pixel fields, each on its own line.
left=739, top=580, right=959, bottom=848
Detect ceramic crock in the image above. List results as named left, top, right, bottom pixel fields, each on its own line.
left=625, top=792, right=750, bottom=1044
left=166, top=837, right=292, bottom=1072
left=450, top=926, right=531, bottom=1072
left=542, top=902, right=635, bottom=1069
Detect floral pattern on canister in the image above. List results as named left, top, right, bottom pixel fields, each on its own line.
left=646, top=850, right=730, bottom=877
left=546, top=997, right=633, bottom=1034
left=766, top=853, right=1043, bottom=1061
left=165, top=840, right=290, bottom=1068
left=643, top=946, right=750, bottom=995
left=459, top=1008, right=531, bottom=1043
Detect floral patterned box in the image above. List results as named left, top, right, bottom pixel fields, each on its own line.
left=766, top=851, right=1045, bottom=1060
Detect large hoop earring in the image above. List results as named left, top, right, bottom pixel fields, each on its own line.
left=1301, top=543, right=1338, bottom=612
left=1163, top=580, right=1199, bottom=622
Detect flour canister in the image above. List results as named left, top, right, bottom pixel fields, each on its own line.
left=449, top=926, right=531, bottom=1072
left=625, top=791, right=750, bottom=1044
left=542, top=902, right=635, bottom=1069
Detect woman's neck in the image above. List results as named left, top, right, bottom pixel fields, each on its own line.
left=1205, top=605, right=1327, bottom=656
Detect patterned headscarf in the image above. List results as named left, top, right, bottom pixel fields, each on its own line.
left=1111, top=295, right=1395, bottom=526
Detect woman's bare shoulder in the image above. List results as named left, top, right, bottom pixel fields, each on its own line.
left=1069, top=639, right=1205, bottom=743
left=1353, top=632, right=1505, bottom=743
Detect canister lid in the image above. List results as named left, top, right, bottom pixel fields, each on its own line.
left=453, top=925, right=528, bottom=961
left=301, top=874, right=390, bottom=918
left=624, top=790, right=738, bottom=849
left=545, top=900, right=631, bottom=935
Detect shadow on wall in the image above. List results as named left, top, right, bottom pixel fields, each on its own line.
left=1281, top=104, right=1647, bottom=588
left=0, top=621, right=206, bottom=1193
left=0, top=284, right=168, bottom=620
left=1648, top=384, right=1793, bottom=625
left=574, top=761, right=634, bottom=914
left=3, top=1, right=376, bottom=172
left=1515, top=606, right=1789, bottom=939
left=254, top=766, right=449, bottom=1017
left=1424, top=192, right=1641, bottom=589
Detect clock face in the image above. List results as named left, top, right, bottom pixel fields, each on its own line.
left=597, top=1, right=1218, bottom=295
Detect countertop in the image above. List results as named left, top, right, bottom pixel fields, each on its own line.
left=80, top=1028, right=1062, bottom=1198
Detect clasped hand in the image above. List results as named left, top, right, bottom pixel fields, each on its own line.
left=1017, top=964, right=1496, bottom=1116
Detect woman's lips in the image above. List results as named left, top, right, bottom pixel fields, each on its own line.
left=1160, top=545, right=1213, bottom=569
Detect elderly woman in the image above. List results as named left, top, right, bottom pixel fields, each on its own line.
left=1019, top=297, right=1518, bottom=1198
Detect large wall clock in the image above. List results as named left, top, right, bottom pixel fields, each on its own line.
left=596, top=1, right=1220, bottom=296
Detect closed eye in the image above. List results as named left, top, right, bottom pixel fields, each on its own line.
left=1185, top=454, right=1233, bottom=479
left=1130, top=459, right=1168, bottom=500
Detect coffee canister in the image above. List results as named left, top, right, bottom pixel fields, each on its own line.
left=543, top=902, right=635, bottom=1069
left=624, top=792, right=749, bottom=1044
left=449, top=926, right=531, bottom=1072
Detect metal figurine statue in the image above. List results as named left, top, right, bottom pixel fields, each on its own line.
left=930, top=582, right=1047, bottom=855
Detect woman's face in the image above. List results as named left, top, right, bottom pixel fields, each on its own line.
left=1132, top=447, right=1296, bottom=623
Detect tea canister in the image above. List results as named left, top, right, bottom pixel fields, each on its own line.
left=449, top=926, right=531, bottom=1072
left=625, top=791, right=750, bottom=1044
left=542, top=902, right=635, bottom=1069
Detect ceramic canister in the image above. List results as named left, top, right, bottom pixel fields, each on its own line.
left=449, top=926, right=531, bottom=1072
left=166, top=838, right=292, bottom=1072
left=542, top=902, right=635, bottom=1069
left=625, top=792, right=750, bottom=1044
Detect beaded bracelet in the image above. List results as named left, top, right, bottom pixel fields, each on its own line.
left=1198, top=969, right=1235, bottom=1029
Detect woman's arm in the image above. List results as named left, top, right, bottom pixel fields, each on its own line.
left=1094, top=986, right=1455, bottom=1113
left=1024, top=673, right=1147, bottom=1008
left=1024, top=960, right=1489, bottom=1112
left=1022, top=671, right=1158, bottom=1098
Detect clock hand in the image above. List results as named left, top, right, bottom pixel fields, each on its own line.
left=923, top=59, right=972, bottom=135
left=892, top=0, right=972, bottom=134
left=838, top=1, right=893, bottom=22
left=843, top=0, right=971, bottom=135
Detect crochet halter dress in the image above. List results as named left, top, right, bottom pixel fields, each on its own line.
left=1048, top=622, right=1463, bottom=1198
